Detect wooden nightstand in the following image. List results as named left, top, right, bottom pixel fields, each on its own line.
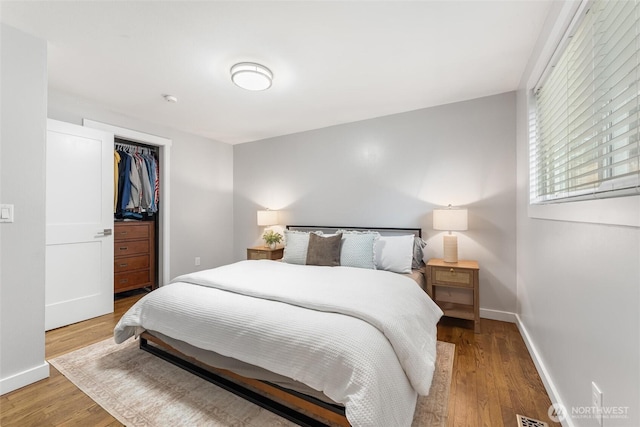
left=426, top=258, right=480, bottom=333
left=246, top=246, right=284, bottom=261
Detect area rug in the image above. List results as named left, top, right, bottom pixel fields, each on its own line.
left=49, top=338, right=454, bottom=426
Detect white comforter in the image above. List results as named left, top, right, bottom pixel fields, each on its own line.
left=114, top=260, right=443, bottom=427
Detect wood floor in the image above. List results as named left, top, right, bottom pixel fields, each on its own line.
left=438, top=317, right=559, bottom=427
left=1, top=292, right=559, bottom=427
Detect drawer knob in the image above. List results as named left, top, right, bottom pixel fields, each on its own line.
left=119, top=263, right=128, bottom=268
left=119, top=247, right=128, bottom=251
left=119, top=279, right=128, bottom=284
left=450, top=268, right=454, bottom=273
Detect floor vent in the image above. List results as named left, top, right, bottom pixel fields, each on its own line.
left=517, top=414, right=549, bottom=427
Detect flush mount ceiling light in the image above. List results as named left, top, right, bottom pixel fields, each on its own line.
left=230, top=62, right=273, bottom=91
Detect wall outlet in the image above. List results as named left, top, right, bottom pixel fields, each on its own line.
left=195, top=257, right=201, bottom=266
left=592, top=381, right=603, bottom=427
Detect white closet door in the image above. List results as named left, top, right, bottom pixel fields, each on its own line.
left=45, top=119, right=114, bottom=330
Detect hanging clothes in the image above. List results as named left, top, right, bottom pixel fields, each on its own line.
left=137, top=152, right=153, bottom=210
left=142, top=152, right=158, bottom=212
left=127, top=153, right=142, bottom=210
left=114, top=142, right=159, bottom=220
left=114, top=150, right=121, bottom=213
left=153, top=155, right=160, bottom=209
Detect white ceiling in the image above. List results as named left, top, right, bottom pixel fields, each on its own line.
left=1, top=1, right=552, bottom=144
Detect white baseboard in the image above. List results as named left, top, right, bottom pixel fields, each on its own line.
left=480, top=307, right=517, bottom=323
left=515, top=314, right=574, bottom=427
left=0, top=361, right=50, bottom=395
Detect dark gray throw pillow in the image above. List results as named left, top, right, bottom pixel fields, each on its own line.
left=306, top=233, right=342, bottom=266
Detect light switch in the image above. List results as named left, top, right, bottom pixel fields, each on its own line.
left=0, top=204, right=14, bottom=223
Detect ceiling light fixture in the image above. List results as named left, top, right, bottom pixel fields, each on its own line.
left=230, top=62, right=273, bottom=91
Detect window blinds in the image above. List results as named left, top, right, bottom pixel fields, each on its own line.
left=531, top=0, right=640, bottom=203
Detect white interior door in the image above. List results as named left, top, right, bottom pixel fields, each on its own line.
left=45, top=119, right=114, bottom=331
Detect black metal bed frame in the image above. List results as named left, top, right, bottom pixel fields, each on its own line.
left=139, top=337, right=345, bottom=427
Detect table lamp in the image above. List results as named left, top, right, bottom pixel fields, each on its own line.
left=257, top=210, right=278, bottom=227
left=433, top=204, right=468, bottom=263
left=257, top=209, right=279, bottom=248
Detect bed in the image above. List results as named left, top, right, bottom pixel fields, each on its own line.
left=114, top=226, right=443, bottom=427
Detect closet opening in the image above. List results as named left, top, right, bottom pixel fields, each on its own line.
left=114, top=138, right=159, bottom=295
left=83, top=119, right=172, bottom=293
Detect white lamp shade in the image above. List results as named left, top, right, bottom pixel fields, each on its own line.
left=257, top=210, right=278, bottom=226
left=433, top=208, right=468, bottom=231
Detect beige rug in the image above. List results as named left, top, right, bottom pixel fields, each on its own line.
left=49, top=338, right=454, bottom=426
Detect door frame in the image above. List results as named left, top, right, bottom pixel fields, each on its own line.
left=83, top=119, right=172, bottom=286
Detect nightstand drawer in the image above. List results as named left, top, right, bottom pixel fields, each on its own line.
left=433, top=267, right=472, bottom=287
left=249, top=250, right=269, bottom=260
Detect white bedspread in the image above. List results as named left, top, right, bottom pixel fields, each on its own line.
left=114, top=260, right=443, bottom=427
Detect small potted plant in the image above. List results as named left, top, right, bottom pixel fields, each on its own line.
left=262, top=229, right=283, bottom=249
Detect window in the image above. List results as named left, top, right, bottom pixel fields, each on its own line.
left=530, top=0, right=640, bottom=204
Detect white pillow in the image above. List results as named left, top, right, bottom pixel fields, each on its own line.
left=374, top=235, right=414, bottom=274
left=282, top=230, right=322, bottom=264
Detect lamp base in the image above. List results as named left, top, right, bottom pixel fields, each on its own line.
left=443, top=235, right=459, bottom=263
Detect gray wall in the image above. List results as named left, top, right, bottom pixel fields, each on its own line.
left=0, top=25, right=49, bottom=392
left=48, top=90, right=235, bottom=279
left=517, top=92, right=640, bottom=426
left=514, top=5, right=640, bottom=425
left=0, top=27, right=233, bottom=393
left=234, top=93, right=517, bottom=314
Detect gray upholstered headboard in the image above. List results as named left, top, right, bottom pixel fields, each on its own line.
left=286, top=225, right=421, bottom=238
